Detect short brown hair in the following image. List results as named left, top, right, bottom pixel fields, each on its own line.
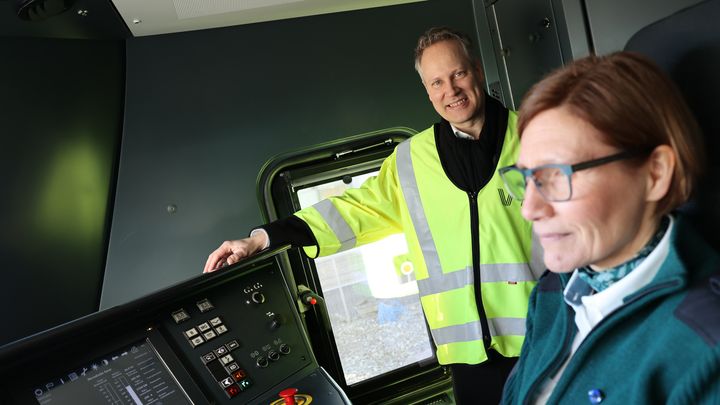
left=414, top=26, right=477, bottom=75
left=518, top=51, right=705, bottom=215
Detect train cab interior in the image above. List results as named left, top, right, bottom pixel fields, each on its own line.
left=0, top=0, right=717, bottom=404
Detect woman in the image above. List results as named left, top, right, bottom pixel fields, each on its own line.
left=499, top=52, right=720, bottom=404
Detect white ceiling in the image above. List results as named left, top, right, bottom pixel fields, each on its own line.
left=111, top=0, right=426, bottom=37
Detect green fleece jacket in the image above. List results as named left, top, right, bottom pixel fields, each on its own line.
left=502, top=215, right=720, bottom=404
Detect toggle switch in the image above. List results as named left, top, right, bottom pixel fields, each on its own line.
left=267, top=313, right=282, bottom=331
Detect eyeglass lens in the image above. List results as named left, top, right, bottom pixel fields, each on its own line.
left=503, top=166, right=572, bottom=202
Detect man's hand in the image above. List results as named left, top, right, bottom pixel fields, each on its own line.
left=203, top=232, right=268, bottom=273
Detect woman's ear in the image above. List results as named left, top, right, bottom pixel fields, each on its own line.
left=646, top=145, right=675, bottom=202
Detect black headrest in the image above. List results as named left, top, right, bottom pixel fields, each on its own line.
left=625, top=0, right=720, bottom=249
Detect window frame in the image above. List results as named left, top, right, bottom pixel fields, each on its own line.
left=255, top=127, right=453, bottom=403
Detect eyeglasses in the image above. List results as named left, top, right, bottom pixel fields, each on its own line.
left=498, top=151, right=643, bottom=202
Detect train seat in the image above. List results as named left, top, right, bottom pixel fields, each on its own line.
left=625, top=0, right=720, bottom=249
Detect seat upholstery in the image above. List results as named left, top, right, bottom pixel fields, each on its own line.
left=625, top=0, right=720, bottom=249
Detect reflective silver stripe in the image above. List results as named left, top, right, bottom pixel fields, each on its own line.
left=416, top=269, right=471, bottom=295
left=432, top=318, right=525, bottom=346
left=433, top=318, right=526, bottom=346
left=484, top=263, right=537, bottom=283
left=432, top=321, right=483, bottom=345
left=417, top=263, right=535, bottom=295
left=488, top=317, right=527, bottom=337
left=313, top=199, right=356, bottom=252
left=396, top=141, right=443, bottom=284
left=530, top=230, right=546, bottom=279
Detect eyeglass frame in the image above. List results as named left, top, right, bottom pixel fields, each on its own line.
left=498, top=150, right=647, bottom=202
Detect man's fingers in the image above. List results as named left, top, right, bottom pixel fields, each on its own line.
left=203, top=239, right=256, bottom=274
left=204, top=245, right=231, bottom=273
left=226, top=253, right=240, bottom=266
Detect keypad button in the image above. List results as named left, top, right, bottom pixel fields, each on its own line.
left=226, top=340, right=240, bottom=351
left=197, top=322, right=211, bottom=332
left=238, top=378, right=253, bottom=391
left=220, top=354, right=234, bottom=365
left=201, top=352, right=216, bottom=364
left=225, top=362, right=240, bottom=373
left=171, top=309, right=190, bottom=324
left=209, top=316, right=222, bottom=326
left=225, top=384, right=241, bottom=398
left=203, top=330, right=217, bottom=341
left=232, top=370, right=248, bottom=382
left=214, top=346, right=228, bottom=357
left=196, top=298, right=215, bottom=313
left=184, top=328, right=199, bottom=339
left=189, top=336, right=205, bottom=348
left=219, top=377, right=234, bottom=388
left=215, top=324, right=228, bottom=335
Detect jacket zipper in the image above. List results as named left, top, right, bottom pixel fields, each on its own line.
left=469, top=191, right=492, bottom=350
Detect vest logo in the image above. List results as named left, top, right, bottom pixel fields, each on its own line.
left=498, top=188, right=513, bottom=206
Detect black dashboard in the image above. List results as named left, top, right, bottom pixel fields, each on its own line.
left=0, top=247, right=350, bottom=405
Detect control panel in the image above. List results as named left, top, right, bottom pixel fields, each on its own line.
left=0, top=247, right=350, bottom=405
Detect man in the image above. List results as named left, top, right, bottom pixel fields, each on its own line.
left=205, top=27, right=541, bottom=404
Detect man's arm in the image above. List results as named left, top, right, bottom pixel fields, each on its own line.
left=204, top=148, right=402, bottom=273
left=203, top=216, right=316, bottom=273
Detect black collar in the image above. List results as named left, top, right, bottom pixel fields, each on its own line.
left=433, top=95, right=509, bottom=192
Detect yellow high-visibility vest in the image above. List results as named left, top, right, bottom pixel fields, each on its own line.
left=296, top=113, right=542, bottom=364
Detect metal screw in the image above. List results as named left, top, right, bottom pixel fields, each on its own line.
left=167, top=204, right=177, bottom=214
left=77, top=9, right=88, bottom=17
left=132, top=18, right=142, bottom=24
left=542, top=17, right=551, bottom=29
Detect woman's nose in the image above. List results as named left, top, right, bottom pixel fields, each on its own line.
left=521, top=179, right=552, bottom=221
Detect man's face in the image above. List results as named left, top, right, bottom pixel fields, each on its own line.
left=419, top=40, right=485, bottom=132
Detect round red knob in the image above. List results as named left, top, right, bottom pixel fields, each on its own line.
left=279, top=388, right=298, bottom=405
left=309, top=297, right=317, bottom=305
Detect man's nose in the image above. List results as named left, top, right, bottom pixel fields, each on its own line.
left=449, top=80, right=461, bottom=94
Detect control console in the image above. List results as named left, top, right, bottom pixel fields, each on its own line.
left=0, top=247, right=350, bottom=405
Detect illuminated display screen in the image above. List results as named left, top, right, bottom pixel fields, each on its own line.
left=33, top=340, right=192, bottom=405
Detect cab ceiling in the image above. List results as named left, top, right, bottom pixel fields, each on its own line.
left=111, top=0, right=426, bottom=37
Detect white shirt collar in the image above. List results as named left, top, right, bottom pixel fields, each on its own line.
left=450, top=124, right=475, bottom=140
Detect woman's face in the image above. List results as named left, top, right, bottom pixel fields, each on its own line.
left=517, top=107, right=660, bottom=273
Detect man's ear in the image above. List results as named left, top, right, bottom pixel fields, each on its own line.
left=646, top=145, right=675, bottom=202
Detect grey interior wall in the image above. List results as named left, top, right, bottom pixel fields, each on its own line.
left=101, top=0, right=479, bottom=308
left=0, top=37, right=124, bottom=346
